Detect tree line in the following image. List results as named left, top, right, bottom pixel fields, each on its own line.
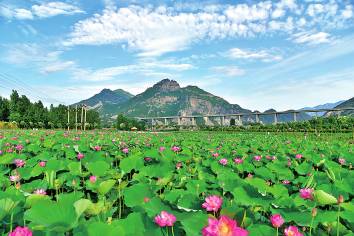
left=0, top=90, right=100, bottom=129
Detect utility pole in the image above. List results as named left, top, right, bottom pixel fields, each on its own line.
left=75, top=105, right=78, bottom=131
left=67, top=106, right=70, bottom=131
left=81, top=105, right=84, bottom=130
left=84, top=105, right=87, bottom=131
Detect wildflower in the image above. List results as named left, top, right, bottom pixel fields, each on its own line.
left=219, top=158, right=228, bottom=166
left=270, top=214, right=284, bottom=228
left=299, top=188, right=314, bottom=200
left=14, top=159, right=25, bottom=168
left=77, top=153, right=84, bottom=160
left=254, top=155, right=262, bottom=161
left=202, top=195, right=223, bottom=212
left=295, top=154, right=303, bottom=159
left=284, top=226, right=303, bottom=236
left=234, top=158, right=243, bottom=164
left=154, top=211, right=176, bottom=227
left=202, top=215, right=248, bottom=236
left=159, top=146, right=166, bottom=152
left=39, top=161, right=46, bottom=167
left=338, top=158, right=346, bottom=165
left=33, top=189, right=47, bottom=195
left=171, top=146, right=181, bottom=152
left=282, top=180, right=290, bottom=185
left=89, top=176, right=97, bottom=183
left=122, top=148, right=129, bottom=154
left=8, top=226, right=32, bottom=236
left=247, top=173, right=253, bottom=178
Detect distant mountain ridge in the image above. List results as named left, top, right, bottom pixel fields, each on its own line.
left=72, top=79, right=353, bottom=123
left=301, top=101, right=344, bottom=116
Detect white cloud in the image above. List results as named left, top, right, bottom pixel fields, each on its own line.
left=227, top=48, right=282, bottom=62
left=14, top=8, right=33, bottom=20
left=342, top=5, right=353, bottom=19
left=211, top=66, right=245, bottom=77
left=32, top=2, right=84, bottom=18
left=64, top=1, right=353, bottom=56
left=41, top=61, right=75, bottom=74
left=292, top=31, right=332, bottom=44
left=73, top=59, right=194, bottom=81
left=0, top=2, right=83, bottom=20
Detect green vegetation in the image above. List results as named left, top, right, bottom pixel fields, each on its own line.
left=0, top=90, right=101, bottom=129
left=0, top=130, right=353, bottom=235
left=116, top=114, right=146, bottom=130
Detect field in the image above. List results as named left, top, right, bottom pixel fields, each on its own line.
left=0, top=130, right=353, bottom=236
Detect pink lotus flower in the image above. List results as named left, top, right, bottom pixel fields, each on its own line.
left=234, top=158, right=243, bottom=164
left=0, top=150, right=2, bottom=155
left=282, top=180, right=290, bottom=185
left=0, top=135, right=3, bottom=139
left=338, top=158, right=346, bottom=165
left=202, top=215, right=248, bottom=236
left=219, top=158, right=228, bottom=166
left=295, top=154, right=303, bottom=159
left=154, top=211, right=176, bottom=227
left=8, top=226, right=32, bottom=236
left=39, top=161, right=46, bottom=167
left=171, top=146, right=181, bottom=153
left=270, top=214, right=284, bottom=228
left=77, top=153, right=84, bottom=160
left=144, top=157, right=152, bottom=162
left=14, top=159, right=25, bottom=168
left=253, top=155, right=262, bottom=161
left=33, top=189, right=47, bottom=195
left=159, top=146, right=166, bottom=152
left=15, top=144, right=24, bottom=151
left=176, top=162, right=183, bottom=169
left=122, top=148, right=129, bottom=154
left=10, top=175, right=20, bottom=182
left=144, top=197, right=150, bottom=203
left=94, top=145, right=101, bottom=151
left=247, top=173, right=253, bottom=178
left=299, top=188, right=314, bottom=200
left=212, top=153, right=219, bottom=158
left=7, top=148, right=13, bottom=153
left=89, top=175, right=97, bottom=183
left=202, top=195, right=223, bottom=212
left=284, top=226, right=303, bottom=236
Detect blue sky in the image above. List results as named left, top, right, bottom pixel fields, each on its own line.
left=0, top=0, right=353, bottom=111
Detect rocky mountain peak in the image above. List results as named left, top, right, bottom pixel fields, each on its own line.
left=153, top=79, right=180, bottom=92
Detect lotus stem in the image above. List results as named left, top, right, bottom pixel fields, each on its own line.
left=10, top=211, right=13, bottom=233
left=276, top=227, right=278, bottom=236
left=337, top=205, right=340, bottom=236
left=171, top=226, right=175, bottom=236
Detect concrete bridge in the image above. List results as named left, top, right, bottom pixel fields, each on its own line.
left=135, top=107, right=354, bottom=127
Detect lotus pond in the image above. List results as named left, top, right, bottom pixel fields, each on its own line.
left=0, top=130, right=353, bottom=236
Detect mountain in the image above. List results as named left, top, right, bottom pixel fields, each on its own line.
left=113, top=79, right=250, bottom=118
left=325, top=97, right=354, bottom=116
left=301, top=100, right=344, bottom=116
left=73, top=88, right=133, bottom=119
left=248, top=108, right=311, bottom=124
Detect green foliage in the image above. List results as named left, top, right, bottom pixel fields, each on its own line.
left=0, top=130, right=353, bottom=235
left=0, top=90, right=100, bottom=129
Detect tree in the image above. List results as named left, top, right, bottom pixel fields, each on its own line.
left=0, top=96, right=10, bottom=121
